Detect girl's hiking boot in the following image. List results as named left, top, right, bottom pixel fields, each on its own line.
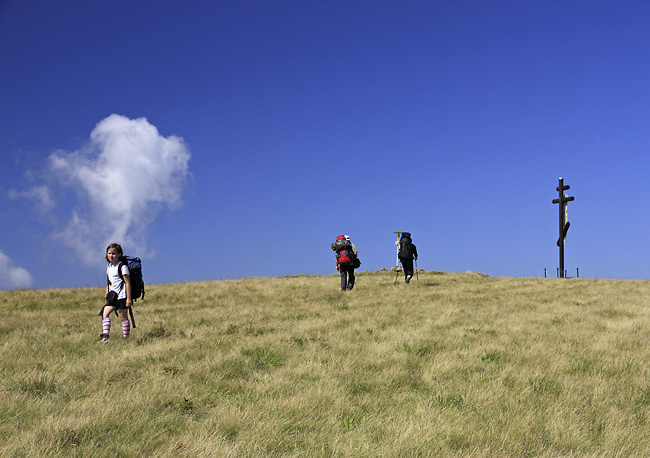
left=97, top=334, right=109, bottom=343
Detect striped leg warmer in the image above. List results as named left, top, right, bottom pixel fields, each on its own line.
left=102, top=318, right=111, bottom=336
left=122, top=320, right=131, bottom=338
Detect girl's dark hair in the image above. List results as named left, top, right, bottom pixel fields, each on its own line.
left=106, top=243, right=124, bottom=262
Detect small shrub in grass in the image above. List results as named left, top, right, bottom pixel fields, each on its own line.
left=530, top=376, right=563, bottom=397
left=569, top=359, right=596, bottom=375
left=446, top=432, right=471, bottom=451
left=244, top=347, right=286, bottom=370
left=396, top=342, right=433, bottom=356
left=339, top=410, right=364, bottom=431
left=18, top=374, right=57, bottom=396
left=435, top=392, right=465, bottom=408
left=137, top=325, right=172, bottom=343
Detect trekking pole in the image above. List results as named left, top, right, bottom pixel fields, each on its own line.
left=415, top=259, right=419, bottom=282
left=394, top=262, right=400, bottom=285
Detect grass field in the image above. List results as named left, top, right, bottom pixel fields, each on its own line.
left=1, top=271, right=650, bottom=457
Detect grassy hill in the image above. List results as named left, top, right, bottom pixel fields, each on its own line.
left=1, top=271, right=650, bottom=457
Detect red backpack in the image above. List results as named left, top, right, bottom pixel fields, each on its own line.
left=332, top=236, right=354, bottom=266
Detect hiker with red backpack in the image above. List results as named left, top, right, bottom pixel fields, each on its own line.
left=332, top=235, right=360, bottom=291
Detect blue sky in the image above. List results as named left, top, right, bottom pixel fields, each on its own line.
left=1, top=0, right=649, bottom=289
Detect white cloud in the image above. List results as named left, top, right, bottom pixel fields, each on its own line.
left=0, top=250, right=34, bottom=290
left=20, top=114, right=191, bottom=267
left=7, top=185, right=55, bottom=214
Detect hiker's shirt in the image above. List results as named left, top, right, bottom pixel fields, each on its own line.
left=107, top=263, right=130, bottom=300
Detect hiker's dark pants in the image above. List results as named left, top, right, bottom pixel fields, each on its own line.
left=340, top=265, right=355, bottom=291
left=402, top=259, right=414, bottom=280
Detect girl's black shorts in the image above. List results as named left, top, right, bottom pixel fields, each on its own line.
left=114, top=298, right=128, bottom=310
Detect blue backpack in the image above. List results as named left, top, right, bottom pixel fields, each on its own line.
left=117, top=256, right=145, bottom=301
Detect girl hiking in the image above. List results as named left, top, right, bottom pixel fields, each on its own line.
left=99, top=243, right=132, bottom=342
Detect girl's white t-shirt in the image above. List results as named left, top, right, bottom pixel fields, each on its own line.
left=107, top=262, right=130, bottom=300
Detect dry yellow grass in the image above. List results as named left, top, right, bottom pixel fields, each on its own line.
left=1, top=271, right=650, bottom=457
